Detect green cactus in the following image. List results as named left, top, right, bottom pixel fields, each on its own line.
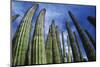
left=51, top=20, right=62, bottom=63
left=55, top=26, right=63, bottom=63
left=32, top=8, right=47, bottom=64
left=45, top=26, right=53, bottom=64
left=45, top=20, right=62, bottom=64
left=12, top=4, right=38, bottom=66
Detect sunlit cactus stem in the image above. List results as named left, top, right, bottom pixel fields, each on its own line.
left=55, top=26, right=63, bottom=63
left=12, top=4, right=38, bottom=66
left=45, top=26, right=53, bottom=64
left=51, top=20, right=62, bottom=63
left=32, top=8, right=47, bottom=64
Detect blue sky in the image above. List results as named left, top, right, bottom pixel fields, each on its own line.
left=12, top=1, right=96, bottom=61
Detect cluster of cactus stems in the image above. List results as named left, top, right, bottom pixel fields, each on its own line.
left=12, top=4, right=38, bottom=66
left=68, top=11, right=96, bottom=61
left=12, top=4, right=96, bottom=66
left=66, top=22, right=81, bottom=62
left=46, top=20, right=62, bottom=64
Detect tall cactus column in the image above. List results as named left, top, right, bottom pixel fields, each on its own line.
left=32, top=8, right=46, bottom=64
left=85, top=29, right=96, bottom=49
left=61, top=32, right=67, bottom=63
left=12, top=4, right=38, bottom=66
left=68, top=11, right=96, bottom=61
left=67, top=35, right=73, bottom=62
left=51, top=21, right=62, bottom=63
left=55, top=26, right=62, bottom=63
left=74, top=32, right=83, bottom=61
left=45, top=21, right=62, bottom=64
left=66, top=22, right=81, bottom=62
left=45, top=26, right=53, bottom=64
